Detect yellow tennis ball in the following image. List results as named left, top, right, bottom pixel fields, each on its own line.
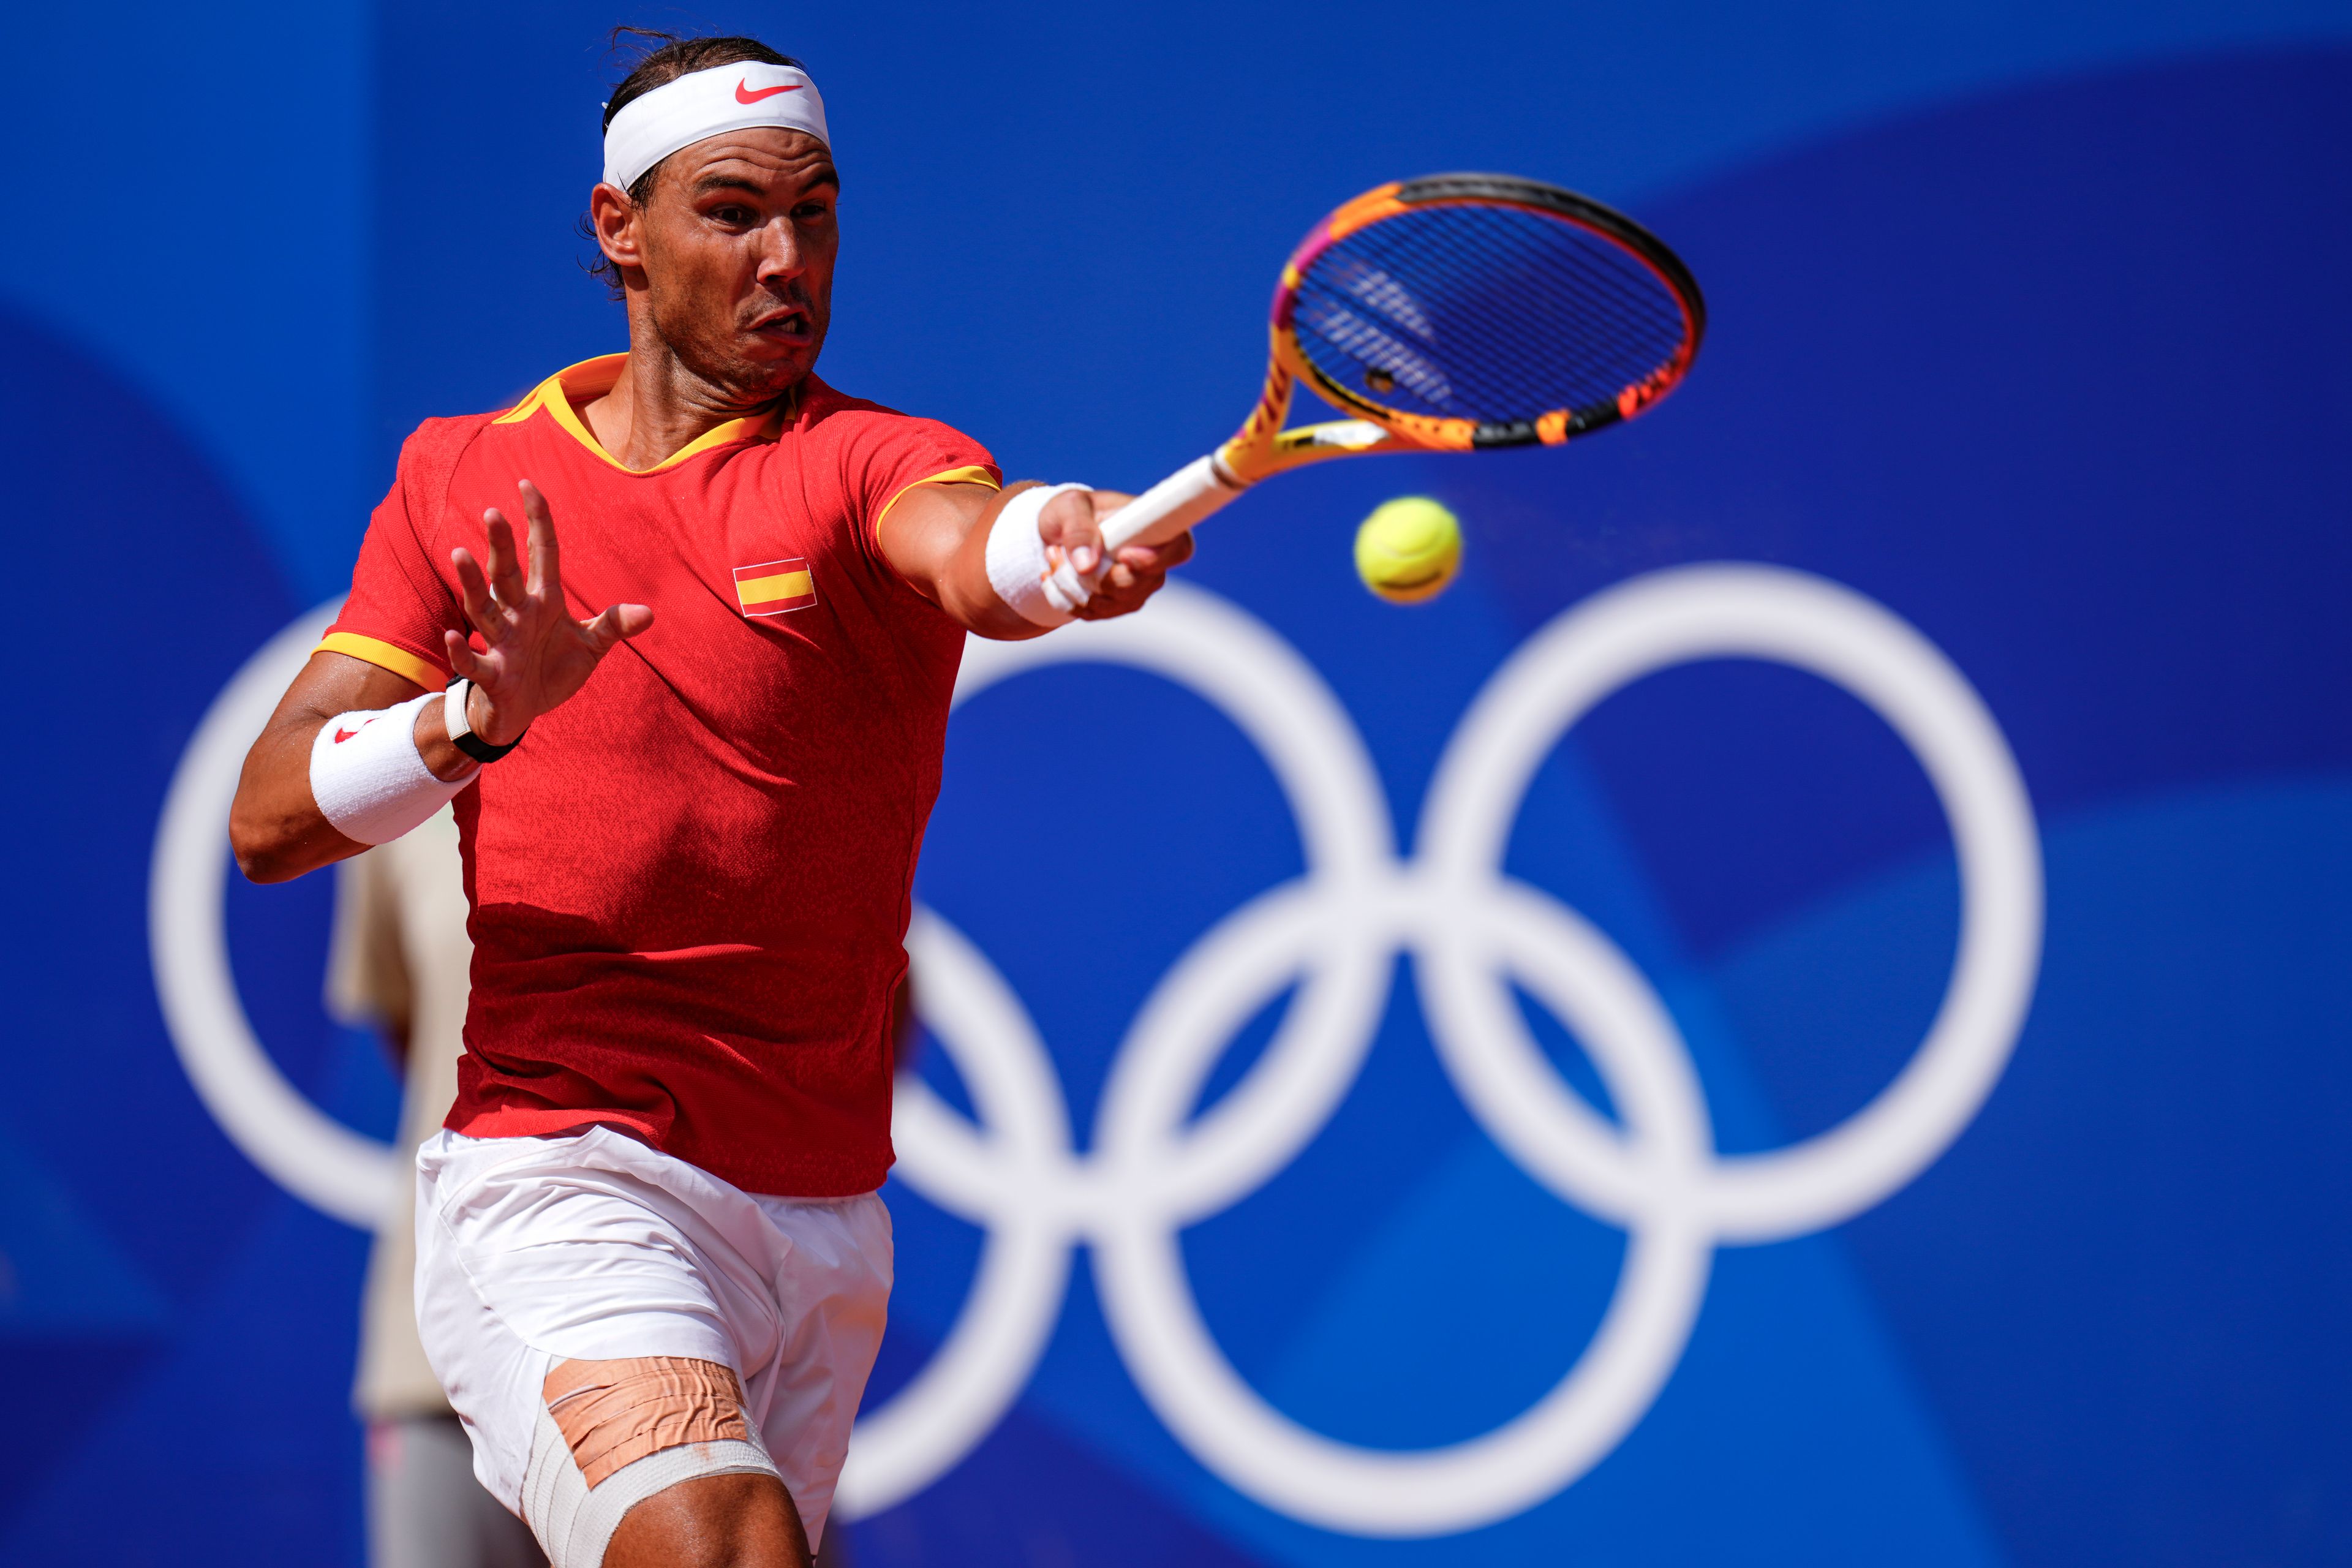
left=1354, top=496, right=1463, bottom=605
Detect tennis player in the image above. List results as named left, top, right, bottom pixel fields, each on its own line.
left=228, top=33, right=1186, bottom=1568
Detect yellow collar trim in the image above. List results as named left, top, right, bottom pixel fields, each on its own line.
left=494, top=353, right=788, bottom=473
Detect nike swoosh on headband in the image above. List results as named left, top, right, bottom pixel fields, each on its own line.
left=736, top=80, right=802, bottom=104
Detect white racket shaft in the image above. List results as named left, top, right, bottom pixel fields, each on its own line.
left=1102, top=454, right=1246, bottom=550
left=1044, top=420, right=1395, bottom=607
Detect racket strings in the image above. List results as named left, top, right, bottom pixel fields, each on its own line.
left=1462, top=214, right=1686, bottom=356
left=1395, top=241, right=1668, bottom=404
left=1357, top=213, right=1683, bottom=412
left=1292, top=203, right=1691, bottom=424
left=1434, top=207, right=1685, bottom=339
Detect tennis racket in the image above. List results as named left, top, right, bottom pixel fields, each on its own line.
left=1068, top=173, right=1705, bottom=591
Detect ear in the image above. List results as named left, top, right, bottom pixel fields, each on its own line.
left=589, top=182, right=647, bottom=278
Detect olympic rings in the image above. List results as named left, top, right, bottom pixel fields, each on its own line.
left=151, top=565, right=2041, bottom=1539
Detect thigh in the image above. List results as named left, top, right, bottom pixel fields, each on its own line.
left=415, top=1129, right=778, bottom=1513
left=748, top=1191, right=894, bottom=1551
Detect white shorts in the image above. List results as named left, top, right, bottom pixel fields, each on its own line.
left=413, top=1126, right=891, bottom=1552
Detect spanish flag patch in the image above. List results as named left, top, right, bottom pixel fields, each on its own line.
left=733, top=557, right=817, bottom=617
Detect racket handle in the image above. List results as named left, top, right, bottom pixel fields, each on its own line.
left=1099, top=454, right=1246, bottom=552
left=1040, top=454, right=1244, bottom=613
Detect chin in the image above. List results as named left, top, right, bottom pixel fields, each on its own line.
left=748, top=354, right=813, bottom=398
left=748, top=333, right=821, bottom=374
left=695, top=344, right=808, bottom=405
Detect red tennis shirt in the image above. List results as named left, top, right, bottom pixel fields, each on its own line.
left=322, top=354, right=998, bottom=1196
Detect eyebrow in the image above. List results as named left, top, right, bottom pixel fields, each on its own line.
left=691, top=168, right=841, bottom=197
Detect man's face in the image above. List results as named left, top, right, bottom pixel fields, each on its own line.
left=624, top=127, right=839, bottom=400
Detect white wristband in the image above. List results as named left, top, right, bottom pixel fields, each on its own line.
left=309, top=691, right=471, bottom=845
left=985, top=483, right=1095, bottom=628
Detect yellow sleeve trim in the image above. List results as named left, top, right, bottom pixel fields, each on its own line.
left=873, top=466, right=1003, bottom=541
left=315, top=632, right=448, bottom=692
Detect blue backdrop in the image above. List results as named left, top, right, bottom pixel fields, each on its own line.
left=3, top=4, right=2348, bottom=1563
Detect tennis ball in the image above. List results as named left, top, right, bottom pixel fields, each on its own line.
left=1354, top=496, right=1463, bottom=605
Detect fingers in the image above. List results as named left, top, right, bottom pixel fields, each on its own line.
left=481, top=507, right=528, bottom=608
left=450, top=546, right=507, bottom=637
left=1124, top=530, right=1195, bottom=571
left=458, top=484, right=559, bottom=639
left=1071, top=529, right=1189, bottom=621
left=1101, top=531, right=1194, bottom=589
left=518, top=480, right=559, bottom=597
left=579, top=603, right=655, bottom=655
left=1036, top=488, right=1103, bottom=576
left=1076, top=578, right=1163, bottom=619
left=1076, top=563, right=1169, bottom=619
left=443, top=628, right=484, bottom=680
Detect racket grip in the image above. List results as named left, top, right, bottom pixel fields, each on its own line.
left=1099, top=454, right=1246, bottom=552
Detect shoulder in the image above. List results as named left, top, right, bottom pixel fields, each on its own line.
left=396, top=409, right=503, bottom=470
left=792, top=377, right=995, bottom=469
left=388, top=410, right=504, bottom=532
left=392, top=410, right=503, bottom=497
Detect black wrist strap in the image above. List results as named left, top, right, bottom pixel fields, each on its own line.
left=445, top=678, right=524, bottom=764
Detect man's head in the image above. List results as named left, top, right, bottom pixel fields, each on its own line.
left=587, top=34, right=839, bottom=404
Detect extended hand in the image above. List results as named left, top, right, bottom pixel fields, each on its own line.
left=445, top=480, right=653, bottom=745
left=1038, top=488, right=1195, bottom=620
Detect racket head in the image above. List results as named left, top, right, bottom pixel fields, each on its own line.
left=1263, top=174, right=1705, bottom=455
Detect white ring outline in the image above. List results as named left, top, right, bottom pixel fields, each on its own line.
left=149, top=598, right=398, bottom=1228
left=1418, top=564, right=2043, bottom=1240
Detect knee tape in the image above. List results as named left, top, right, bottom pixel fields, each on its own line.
left=520, top=1357, right=781, bottom=1568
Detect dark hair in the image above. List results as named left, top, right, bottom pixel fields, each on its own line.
left=579, top=28, right=805, bottom=296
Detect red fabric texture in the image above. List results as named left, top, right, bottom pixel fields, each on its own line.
left=326, top=365, right=995, bottom=1196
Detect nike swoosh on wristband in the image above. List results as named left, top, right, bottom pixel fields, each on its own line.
left=735, top=80, right=802, bottom=104
left=334, top=726, right=361, bottom=743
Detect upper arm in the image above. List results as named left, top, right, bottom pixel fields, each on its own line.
left=267, top=649, right=435, bottom=737
left=320, top=428, right=472, bottom=692
left=875, top=476, right=998, bottom=597
left=827, top=409, right=1010, bottom=622
left=875, top=480, right=1048, bottom=639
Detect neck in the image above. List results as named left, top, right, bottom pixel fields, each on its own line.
left=581, top=323, right=788, bottom=470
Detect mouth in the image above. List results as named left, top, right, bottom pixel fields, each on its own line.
left=750, top=307, right=815, bottom=345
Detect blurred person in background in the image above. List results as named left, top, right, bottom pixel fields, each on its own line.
left=328, top=808, right=543, bottom=1568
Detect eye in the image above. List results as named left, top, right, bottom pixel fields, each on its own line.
left=709, top=203, right=755, bottom=227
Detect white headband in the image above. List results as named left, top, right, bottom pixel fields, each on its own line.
left=601, top=61, right=830, bottom=192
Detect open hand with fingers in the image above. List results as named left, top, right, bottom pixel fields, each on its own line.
left=447, top=480, right=654, bottom=746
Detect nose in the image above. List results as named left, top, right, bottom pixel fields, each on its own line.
left=755, top=217, right=804, bottom=285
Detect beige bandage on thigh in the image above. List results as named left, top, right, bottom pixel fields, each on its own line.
left=520, top=1357, right=783, bottom=1568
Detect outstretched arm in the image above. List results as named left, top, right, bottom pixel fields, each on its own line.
left=229, top=481, right=651, bottom=884
left=878, top=480, right=1193, bottom=639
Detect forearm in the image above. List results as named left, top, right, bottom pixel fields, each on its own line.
left=230, top=665, right=479, bottom=883
left=230, top=718, right=365, bottom=883
left=932, top=482, right=1057, bottom=639
left=886, top=480, right=1178, bottom=638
